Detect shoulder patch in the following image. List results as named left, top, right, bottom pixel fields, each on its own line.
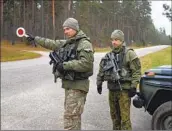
left=77, top=39, right=93, bottom=52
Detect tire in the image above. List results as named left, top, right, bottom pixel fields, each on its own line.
left=152, top=101, right=172, bottom=130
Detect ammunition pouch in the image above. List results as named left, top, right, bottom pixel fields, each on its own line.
left=108, top=80, right=121, bottom=91
left=61, top=71, right=93, bottom=80
left=63, top=71, right=75, bottom=81
left=103, top=69, right=114, bottom=81
left=74, top=71, right=93, bottom=80
left=103, top=64, right=121, bottom=82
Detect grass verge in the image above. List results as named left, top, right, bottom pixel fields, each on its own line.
left=94, top=47, right=111, bottom=52
left=1, top=40, right=49, bottom=62
left=140, top=46, right=171, bottom=74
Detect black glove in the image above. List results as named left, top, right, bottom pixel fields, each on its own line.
left=128, top=87, right=136, bottom=97
left=97, top=84, right=102, bottom=95
left=56, top=63, right=64, bottom=73
left=26, top=34, right=35, bottom=42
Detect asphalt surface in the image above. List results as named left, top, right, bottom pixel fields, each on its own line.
left=1, top=45, right=169, bottom=130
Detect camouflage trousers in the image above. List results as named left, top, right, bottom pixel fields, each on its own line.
left=109, top=90, right=132, bottom=130
left=64, top=89, right=87, bottom=130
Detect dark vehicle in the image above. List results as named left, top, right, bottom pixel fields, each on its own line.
left=133, top=65, right=172, bottom=130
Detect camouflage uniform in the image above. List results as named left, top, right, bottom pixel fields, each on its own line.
left=96, top=30, right=141, bottom=130
left=64, top=89, right=87, bottom=130
left=33, top=19, right=94, bottom=130
left=109, top=90, right=131, bottom=130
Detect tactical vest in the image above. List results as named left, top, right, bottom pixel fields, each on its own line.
left=101, top=46, right=133, bottom=90
left=54, top=37, right=93, bottom=81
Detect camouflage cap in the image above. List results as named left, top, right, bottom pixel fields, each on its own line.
left=111, top=29, right=124, bottom=41
left=63, top=18, right=79, bottom=31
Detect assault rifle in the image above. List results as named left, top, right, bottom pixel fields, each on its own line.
left=107, top=53, right=122, bottom=91
left=49, top=51, right=63, bottom=83
left=49, top=51, right=74, bottom=83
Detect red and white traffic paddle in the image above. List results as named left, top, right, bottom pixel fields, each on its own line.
left=16, top=27, right=36, bottom=47
left=16, top=27, right=28, bottom=37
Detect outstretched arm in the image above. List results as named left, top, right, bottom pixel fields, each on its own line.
left=35, top=36, right=66, bottom=50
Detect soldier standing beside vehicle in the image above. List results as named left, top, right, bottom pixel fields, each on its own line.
left=26, top=18, right=94, bottom=130
left=96, top=29, right=141, bottom=130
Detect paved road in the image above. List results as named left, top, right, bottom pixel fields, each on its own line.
left=1, top=45, right=169, bottom=130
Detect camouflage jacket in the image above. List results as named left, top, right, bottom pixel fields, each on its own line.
left=97, top=45, right=141, bottom=90
left=35, top=30, right=94, bottom=93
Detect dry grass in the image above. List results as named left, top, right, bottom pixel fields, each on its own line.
left=1, top=40, right=49, bottom=62
left=140, top=46, right=171, bottom=74
left=94, top=47, right=111, bottom=52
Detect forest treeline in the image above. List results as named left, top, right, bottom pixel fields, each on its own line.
left=1, top=0, right=171, bottom=47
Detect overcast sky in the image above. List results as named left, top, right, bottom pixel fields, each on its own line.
left=151, top=1, right=171, bottom=36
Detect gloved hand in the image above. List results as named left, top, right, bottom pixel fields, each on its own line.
left=56, top=63, right=64, bottom=73
left=128, top=87, right=136, bottom=97
left=97, top=84, right=102, bottom=95
left=26, top=34, right=35, bottom=42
